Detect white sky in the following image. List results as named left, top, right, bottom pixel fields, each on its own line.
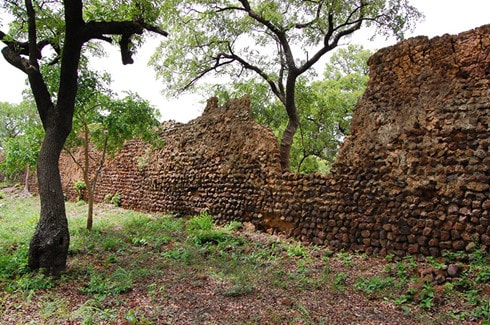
left=0, top=0, right=489, bottom=122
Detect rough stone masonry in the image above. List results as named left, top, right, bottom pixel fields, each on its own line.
left=59, top=24, right=490, bottom=258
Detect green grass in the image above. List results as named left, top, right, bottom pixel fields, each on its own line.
left=0, top=196, right=488, bottom=324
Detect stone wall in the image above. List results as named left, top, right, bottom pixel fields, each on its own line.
left=60, top=25, right=490, bottom=257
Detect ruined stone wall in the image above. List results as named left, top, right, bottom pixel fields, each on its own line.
left=90, top=97, right=282, bottom=220
left=292, top=25, right=490, bottom=257
left=60, top=25, right=490, bottom=257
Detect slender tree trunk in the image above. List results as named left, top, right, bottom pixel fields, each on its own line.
left=82, top=169, right=94, bottom=230
left=28, top=127, right=70, bottom=275
left=86, top=135, right=108, bottom=230
left=87, top=185, right=94, bottom=230
left=24, top=167, right=29, bottom=192
left=22, top=166, right=32, bottom=196
left=82, top=127, right=94, bottom=230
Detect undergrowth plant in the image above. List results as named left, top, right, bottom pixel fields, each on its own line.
left=79, top=267, right=133, bottom=297
left=111, top=193, right=121, bottom=207
left=73, top=180, right=86, bottom=202
left=185, top=211, right=241, bottom=246
left=354, top=275, right=396, bottom=298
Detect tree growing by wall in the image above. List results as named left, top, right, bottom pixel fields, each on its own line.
left=63, top=64, right=161, bottom=230
left=152, top=0, right=422, bottom=171
left=208, top=44, right=372, bottom=173
left=0, top=0, right=166, bottom=275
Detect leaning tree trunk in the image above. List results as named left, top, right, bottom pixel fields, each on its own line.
left=28, top=127, right=70, bottom=275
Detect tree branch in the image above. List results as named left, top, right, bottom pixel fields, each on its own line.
left=0, top=30, right=30, bottom=55
left=25, top=0, right=53, bottom=124
left=181, top=55, right=235, bottom=92
left=138, top=21, right=168, bottom=37
left=64, top=145, right=85, bottom=171
left=0, top=29, right=31, bottom=72
left=293, top=0, right=325, bottom=30
left=276, top=39, right=286, bottom=97
left=82, top=20, right=167, bottom=65
left=1, top=31, right=63, bottom=67
left=237, top=0, right=298, bottom=74
left=1, top=46, right=31, bottom=73
left=223, top=48, right=285, bottom=104
left=297, top=1, right=367, bottom=75
left=25, top=0, right=40, bottom=69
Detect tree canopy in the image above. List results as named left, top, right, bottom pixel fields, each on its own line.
left=293, top=45, right=372, bottom=173
left=0, top=101, right=39, bottom=149
left=0, top=100, right=43, bottom=184
left=152, top=0, right=422, bottom=170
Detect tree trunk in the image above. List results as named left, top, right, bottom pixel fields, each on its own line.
left=279, top=75, right=300, bottom=171
left=24, top=167, right=29, bottom=193
left=86, top=185, right=94, bottom=230
left=86, top=134, right=108, bottom=230
left=21, top=166, right=33, bottom=197
left=28, top=127, right=70, bottom=275
left=82, top=128, right=94, bottom=230
left=279, top=117, right=299, bottom=171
